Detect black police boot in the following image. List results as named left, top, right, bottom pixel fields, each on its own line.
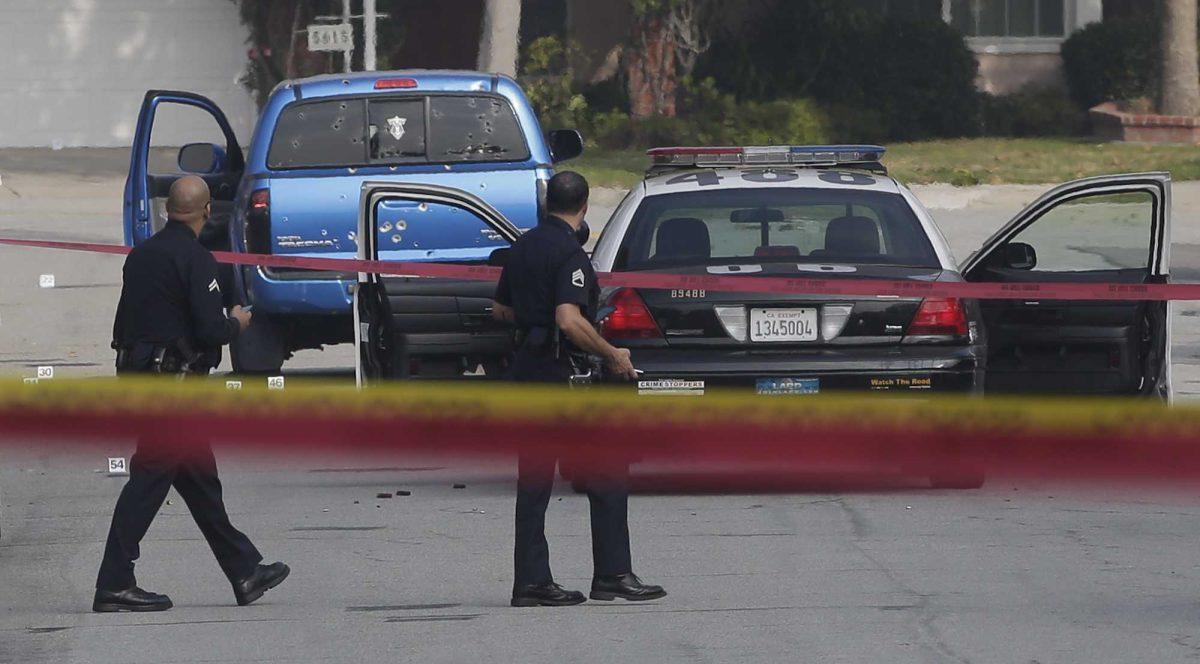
left=590, top=573, right=667, bottom=602
left=232, top=562, right=290, bottom=606
left=511, top=582, right=586, bottom=607
left=93, top=586, right=173, bottom=613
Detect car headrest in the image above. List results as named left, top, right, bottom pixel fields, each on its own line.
left=754, top=245, right=800, bottom=258
left=824, top=215, right=880, bottom=255
left=655, top=217, right=711, bottom=260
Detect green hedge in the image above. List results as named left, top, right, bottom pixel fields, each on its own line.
left=981, top=86, right=1087, bottom=137
left=588, top=87, right=830, bottom=150
left=1061, top=18, right=1159, bottom=110
left=696, top=7, right=980, bottom=140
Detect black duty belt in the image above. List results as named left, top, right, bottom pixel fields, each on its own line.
left=114, top=339, right=205, bottom=375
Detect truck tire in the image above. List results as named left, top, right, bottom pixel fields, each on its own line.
left=230, top=314, right=288, bottom=375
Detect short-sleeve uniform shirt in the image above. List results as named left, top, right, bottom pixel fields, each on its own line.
left=494, top=215, right=599, bottom=350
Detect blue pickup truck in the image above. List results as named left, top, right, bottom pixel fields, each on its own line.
left=124, top=71, right=581, bottom=373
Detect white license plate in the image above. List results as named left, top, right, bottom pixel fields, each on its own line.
left=749, top=308, right=818, bottom=342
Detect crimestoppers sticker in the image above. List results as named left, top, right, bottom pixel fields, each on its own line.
left=637, top=379, right=704, bottom=396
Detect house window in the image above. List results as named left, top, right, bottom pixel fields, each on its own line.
left=949, top=0, right=1066, bottom=37
left=847, top=0, right=945, bottom=19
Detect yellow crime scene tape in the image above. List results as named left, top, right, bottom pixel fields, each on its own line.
left=0, top=377, right=1190, bottom=475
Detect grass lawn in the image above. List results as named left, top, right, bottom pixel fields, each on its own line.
left=572, top=139, right=1200, bottom=189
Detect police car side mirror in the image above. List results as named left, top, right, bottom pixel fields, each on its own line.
left=488, top=247, right=511, bottom=267
left=548, top=130, right=584, bottom=164
left=1003, top=242, right=1037, bottom=270
left=178, top=143, right=226, bottom=175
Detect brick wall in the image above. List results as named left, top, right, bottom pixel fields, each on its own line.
left=0, top=0, right=256, bottom=148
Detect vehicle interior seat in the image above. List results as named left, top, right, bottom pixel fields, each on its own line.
left=811, top=215, right=881, bottom=258
left=754, top=245, right=801, bottom=258
left=655, top=217, right=711, bottom=260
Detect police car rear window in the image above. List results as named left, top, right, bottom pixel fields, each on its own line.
left=268, top=95, right=529, bottom=169
left=616, top=188, right=940, bottom=269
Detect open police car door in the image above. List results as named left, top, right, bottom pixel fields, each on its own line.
left=962, top=173, right=1171, bottom=397
left=355, top=183, right=521, bottom=386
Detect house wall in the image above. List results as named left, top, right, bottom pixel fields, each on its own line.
left=967, top=0, right=1103, bottom=94
left=976, top=52, right=1066, bottom=94
left=0, top=0, right=257, bottom=148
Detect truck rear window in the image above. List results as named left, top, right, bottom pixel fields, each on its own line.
left=268, top=95, right=530, bottom=169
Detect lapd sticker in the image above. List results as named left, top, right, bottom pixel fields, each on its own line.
left=39, top=274, right=55, bottom=288
left=36, top=366, right=53, bottom=379
left=107, top=457, right=128, bottom=475
left=756, top=378, right=819, bottom=395
left=225, top=380, right=243, bottom=391
left=571, top=269, right=585, bottom=288
left=637, top=379, right=704, bottom=396
left=267, top=376, right=285, bottom=390
left=386, top=116, right=407, bottom=140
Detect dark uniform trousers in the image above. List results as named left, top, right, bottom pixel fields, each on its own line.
left=511, top=346, right=633, bottom=588
left=96, top=374, right=261, bottom=591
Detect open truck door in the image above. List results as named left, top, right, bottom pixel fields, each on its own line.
left=355, top=183, right=522, bottom=386
left=962, top=173, right=1171, bottom=397
left=124, top=90, right=245, bottom=301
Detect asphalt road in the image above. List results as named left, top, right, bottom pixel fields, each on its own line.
left=3, top=151, right=1200, bottom=662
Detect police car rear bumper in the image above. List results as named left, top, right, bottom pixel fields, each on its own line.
left=625, top=345, right=983, bottom=395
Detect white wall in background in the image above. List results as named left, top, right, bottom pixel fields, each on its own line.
left=0, top=0, right=257, bottom=148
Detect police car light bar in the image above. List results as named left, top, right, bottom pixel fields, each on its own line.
left=647, top=145, right=887, bottom=169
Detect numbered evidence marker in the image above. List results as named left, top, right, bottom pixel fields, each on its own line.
left=22, top=377, right=37, bottom=385
left=107, top=457, right=129, bottom=476
left=267, top=376, right=285, bottom=390
left=36, top=366, right=53, bottom=379
left=39, top=274, right=55, bottom=288
left=225, top=380, right=243, bottom=390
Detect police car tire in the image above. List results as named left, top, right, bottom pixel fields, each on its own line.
left=230, top=315, right=288, bottom=375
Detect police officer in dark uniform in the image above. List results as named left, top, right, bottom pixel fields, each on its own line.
left=94, top=175, right=289, bottom=613
left=493, top=171, right=666, bottom=607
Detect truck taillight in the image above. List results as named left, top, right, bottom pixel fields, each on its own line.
left=907, top=298, right=968, bottom=338
left=245, top=188, right=271, bottom=255
left=375, top=78, right=418, bottom=90
left=600, top=288, right=662, bottom=340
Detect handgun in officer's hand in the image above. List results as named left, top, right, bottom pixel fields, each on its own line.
left=230, top=305, right=253, bottom=332
left=605, top=347, right=638, bottom=381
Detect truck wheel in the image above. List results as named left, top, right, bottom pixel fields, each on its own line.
left=231, top=314, right=288, bottom=375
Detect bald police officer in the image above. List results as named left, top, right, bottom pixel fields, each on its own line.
left=493, top=171, right=666, bottom=607
left=94, top=176, right=289, bottom=612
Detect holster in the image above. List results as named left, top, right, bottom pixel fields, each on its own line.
left=115, top=339, right=205, bottom=376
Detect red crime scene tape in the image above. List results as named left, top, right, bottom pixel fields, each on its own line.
left=1, top=236, right=1196, bottom=301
